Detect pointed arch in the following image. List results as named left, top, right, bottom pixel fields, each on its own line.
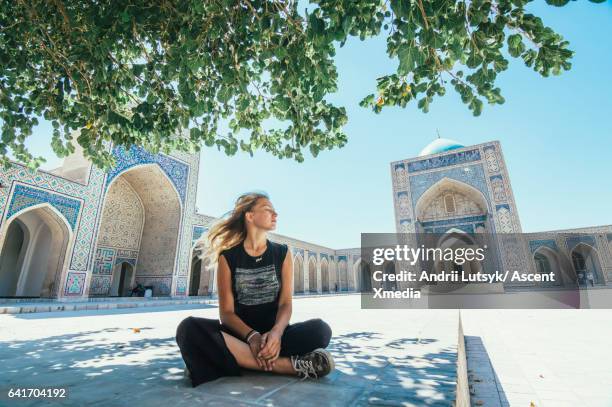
left=533, top=246, right=563, bottom=286
left=293, top=253, right=304, bottom=294
left=571, top=243, right=605, bottom=286
left=434, top=228, right=484, bottom=276
left=320, top=258, right=330, bottom=292
left=308, top=256, right=318, bottom=293
left=415, top=177, right=489, bottom=222
left=0, top=203, right=73, bottom=298
left=93, top=163, right=182, bottom=296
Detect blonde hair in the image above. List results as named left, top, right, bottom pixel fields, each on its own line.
left=195, top=191, right=270, bottom=265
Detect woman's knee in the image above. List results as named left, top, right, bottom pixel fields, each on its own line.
left=310, top=318, right=332, bottom=348
left=176, top=316, right=196, bottom=344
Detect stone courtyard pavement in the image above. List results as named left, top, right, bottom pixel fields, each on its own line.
left=462, top=309, right=612, bottom=407
left=0, top=295, right=460, bottom=406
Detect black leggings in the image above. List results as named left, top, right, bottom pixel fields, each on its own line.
left=175, top=316, right=332, bottom=387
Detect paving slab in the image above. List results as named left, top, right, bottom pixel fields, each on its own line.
left=462, top=309, right=612, bottom=407
left=0, top=296, right=460, bottom=406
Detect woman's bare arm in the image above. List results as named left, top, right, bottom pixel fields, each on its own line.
left=271, top=248, right=293, bottom=335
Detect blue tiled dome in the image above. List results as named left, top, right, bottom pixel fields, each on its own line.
left=419, top=138, right=465, bottom=157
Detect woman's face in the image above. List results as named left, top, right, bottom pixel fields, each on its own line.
left=247, top=198, right=278, bottom=230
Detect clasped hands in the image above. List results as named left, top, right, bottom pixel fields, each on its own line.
left=247, top=328, right=282, bottom=371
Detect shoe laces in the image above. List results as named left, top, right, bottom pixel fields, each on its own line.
left=292, top=356, right=318, bottom=380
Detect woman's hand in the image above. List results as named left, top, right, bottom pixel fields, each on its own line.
left=247, top=332, right=267, bottom=370
left=258, top=328, right=282, bottom=370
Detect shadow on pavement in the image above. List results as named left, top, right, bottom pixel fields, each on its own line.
left=1, top=329, right=458, bottom=406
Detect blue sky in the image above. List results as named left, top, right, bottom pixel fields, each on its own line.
left=24, top=2, right=612, bottom=249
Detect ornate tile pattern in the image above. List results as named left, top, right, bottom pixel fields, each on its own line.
left=64, top=272, right=86, bottom=296
left=529, top=239, right=558, bottom=253
left=409, top=164, right=490, bottom=209
left=90, top=275, right=112, bottom=295
left=1, top=162, right=106, bottom=274
left=93, top=247, right=116, bottom=275
left=566, top=235, right=597, bottom=251
left=6, top=184, right=82, bottom=230
left=192, top=226, right=208, bottom=246
left=106, top=145, right=189, bottom=204
left=407, top=149, right=481, bottom=173
left=96, top=177, right=143, bottom=250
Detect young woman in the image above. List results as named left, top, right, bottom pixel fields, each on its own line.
left=176, top=192, right=335, bottom=388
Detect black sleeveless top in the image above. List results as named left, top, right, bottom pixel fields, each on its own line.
left=220, top=239, right=289, bottom=334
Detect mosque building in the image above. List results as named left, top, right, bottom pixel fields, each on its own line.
left=389, top=138, right=612, bottom=291
left=0, top=137, right=610, bottom=299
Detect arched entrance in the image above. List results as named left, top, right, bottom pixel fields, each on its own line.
left=110, top=262, right=134, bottom=296
left=293, top=254, right=304, bottom=294
left=329, top=261, right=338, bottom=292
left=435, top=230, right=484, bottom=277
left=321, top=259, right=329, bottom=292
left=533, top=247, right=562, bottom=286
left=308, top=257, right=317, bottom=293
left=415, top=178, right=489, bottom=228
left=338, top=260, right=348, bottom=291
left=0, top=205, right=71, bottom=298
left=190, top=257, right=202, bottom=296
left=95, top=164, right=181, bottom=296
left=383, top=262, right=396, bottom=290
left=571, top=244, right=604, bottom=286
left=357, top=261, right=373, bottom=292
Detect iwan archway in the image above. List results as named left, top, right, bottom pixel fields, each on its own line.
left=0, top=204, right=72, bottom=298
left=93, top=164, right=182, bottom=297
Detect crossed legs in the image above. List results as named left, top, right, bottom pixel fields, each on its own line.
left=220, top=331, right=296, bottom=374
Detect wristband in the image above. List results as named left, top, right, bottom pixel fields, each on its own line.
left=246, top=330, right=259, bottom=343
left=244, top=329, right=255, bottom=341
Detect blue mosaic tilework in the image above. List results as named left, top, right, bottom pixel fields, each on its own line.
left=292, top=248, right=304, bottom=257
left=400, top=218, right=411, bottom=224
left=64, top=272, right=86, bottom=296
left=409, top=164, right=491, bottom=210
left=176, top=277, right=187, bottom=295
left=337, top=255, right=347, bottom=261
left=192, top=225, right=208, bottom=245
left=495, top=204, right=510, bottom=211
left=90, top=275, right=112, bottom=295
left=117, top=249, right=138, bottom=258
left=420, top=215, right=487, bottom=228
left=6, top=184, right=82, bottom=231
left=394, top=163, right=405, bottom=170
left=115, top=257, right=137, bottom=267
left=490, top=175, right=503, bottom=182
left=424, top=224, right=475, bottom=235
left=529, top=239, right=558, bottom=253
left=106, top=145, right=189, bottom=204
left=309, top=252, right=318, bottom=260
left=93, top=247, right=115, bottom=275
left=1, top=163, right=106, bottom=272
left=407, top=149, right=481, bottom=173
left=566, top=235, right=597, bottom=251
left=320, top=253, right=329, bottom=260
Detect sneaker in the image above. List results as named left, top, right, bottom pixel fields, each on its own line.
left=290, top=348, right=335, bottom=380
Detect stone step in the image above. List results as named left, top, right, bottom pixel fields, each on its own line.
left=0, top=292, right=357, bottom=315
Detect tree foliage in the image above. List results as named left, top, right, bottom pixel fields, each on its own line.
left=0, top=0, right=605, bottom=169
